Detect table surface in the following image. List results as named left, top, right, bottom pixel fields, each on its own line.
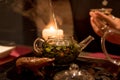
left=0, top=51, right=120, bottom=80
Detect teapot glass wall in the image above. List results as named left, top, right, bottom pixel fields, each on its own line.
left=33, top=35, right=94, bottom=65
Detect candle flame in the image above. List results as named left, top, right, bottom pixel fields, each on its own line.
left=42, top=22, right=63, bottom=40
left=50, top=26, right=56, bottom=31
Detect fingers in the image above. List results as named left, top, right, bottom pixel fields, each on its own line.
left=92, top=11, right=120, bottom=30
left=90, top=10, right=120, bottom=44
left=93, top=11, right=116, bottom=27
left=90, top=17, right=103, bottom=37
left=90, top=11, right=110, bottom=36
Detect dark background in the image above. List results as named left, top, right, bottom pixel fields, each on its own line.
left=0, top=2, right=37, bottom=46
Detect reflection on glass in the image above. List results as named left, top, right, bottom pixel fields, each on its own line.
left=53, top=63, right=94, bottom=80
left=91, top=8, right=120, bottom=66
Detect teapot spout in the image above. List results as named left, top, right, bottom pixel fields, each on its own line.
left=78, top=35, right=94, bottom=51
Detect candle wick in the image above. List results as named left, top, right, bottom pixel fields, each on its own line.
left=49, top=0, right=58, bottom=29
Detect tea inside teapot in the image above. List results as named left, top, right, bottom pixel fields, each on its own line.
left=33, top=35, right=94, bottom=65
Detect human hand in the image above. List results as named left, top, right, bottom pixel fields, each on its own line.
left=89, top=10, right=120, bottom=44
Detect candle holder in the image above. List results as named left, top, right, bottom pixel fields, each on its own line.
left=33, top=35, right=94, bottom=65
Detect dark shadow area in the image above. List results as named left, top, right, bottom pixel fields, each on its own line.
left=0, top=2, right=37, bottom=46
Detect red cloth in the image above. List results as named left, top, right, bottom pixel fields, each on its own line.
left=87, top=52, right=120, bottom=60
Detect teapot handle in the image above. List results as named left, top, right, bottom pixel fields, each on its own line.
left=101, top=28, right=120, bottom=66
left=33, top=37, right=45, bottom=54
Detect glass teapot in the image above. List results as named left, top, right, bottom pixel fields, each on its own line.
left=33, top=35, right=94, bottom=65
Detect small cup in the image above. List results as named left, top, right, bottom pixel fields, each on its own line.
left=91, top=8, right=112, bottom=15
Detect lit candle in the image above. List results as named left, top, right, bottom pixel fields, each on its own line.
left=42, top=26, right=63, bottom=40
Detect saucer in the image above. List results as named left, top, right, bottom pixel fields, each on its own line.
left=0, top=45, right=15, bottom=59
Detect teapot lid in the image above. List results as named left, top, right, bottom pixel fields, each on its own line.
left=53, top=64, right=94, bottom=80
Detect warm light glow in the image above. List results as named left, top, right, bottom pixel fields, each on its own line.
left=49, top=26, right=56, bottom=32
left=42, top=24, right=64, bottom=40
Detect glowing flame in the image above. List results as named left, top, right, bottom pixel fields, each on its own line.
left=49, top=26, right=56, bottom=32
